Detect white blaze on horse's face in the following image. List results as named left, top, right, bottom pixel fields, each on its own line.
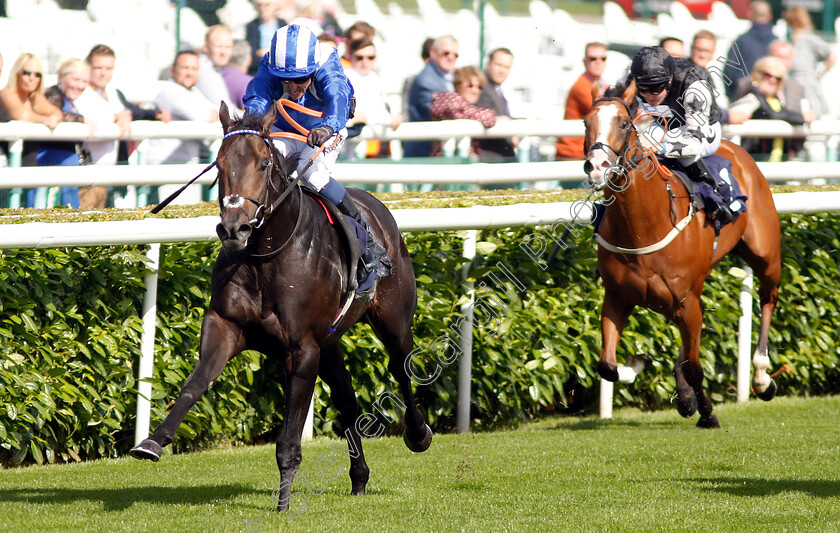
left=585, top=104, right=620, bottom=191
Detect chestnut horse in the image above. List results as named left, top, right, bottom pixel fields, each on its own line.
left=130, top=103, right=432, bottom=509
left=583, top=82, right=781, bottom=427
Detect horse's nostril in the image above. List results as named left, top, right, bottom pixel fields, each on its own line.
left=600, top=160, right=611, bottom=168
left=215, top=223, right=228, bottom=241
left=237, top=224, right=251, bottom=237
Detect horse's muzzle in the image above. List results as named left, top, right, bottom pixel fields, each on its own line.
left=216, top=220, right=252, bottom=252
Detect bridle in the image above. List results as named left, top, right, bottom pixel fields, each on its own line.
left=583, top=96, right=639, bottom=178
left=219, top=128, right=305, bottom=258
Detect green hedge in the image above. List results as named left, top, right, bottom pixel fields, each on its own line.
left=2, top=210, right=840, bottom=466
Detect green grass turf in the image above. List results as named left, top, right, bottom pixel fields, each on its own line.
left=2, top=396, right=839, bottom=532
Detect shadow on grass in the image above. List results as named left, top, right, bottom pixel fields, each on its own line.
left=691, top=477, right=840, bottom=498
left=0, top=483, right=261, bottom=511
left=547, top=418, right=685, bottom=431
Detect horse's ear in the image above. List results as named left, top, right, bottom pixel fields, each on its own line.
left=220, top=101, right=232, bottom=132
left=622, top=80, right=636, bottom=107
left=260, top=104, right=277, bottom=136
left=590, top=81, right=600, bottom=102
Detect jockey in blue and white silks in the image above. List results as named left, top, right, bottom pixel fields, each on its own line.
left=244, top=24, right=386, bottom=287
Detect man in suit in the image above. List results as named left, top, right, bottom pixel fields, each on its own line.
left=476, top=47, right=516, bottom=162
left=403, top=35, right=459, bottom=157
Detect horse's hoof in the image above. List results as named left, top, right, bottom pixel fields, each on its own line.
left=676, top=396, right=698, bottom=418
left=404, top=423, right=433, bottom=453
left=696, top=415, right=720, bottom=429
left=596, top=360, right=619, bottom=382
left=756, top=379, right=777, bottom=401
left=129, top=439, right=163, bottom=461
left=351, top=486, right=366, bottom=496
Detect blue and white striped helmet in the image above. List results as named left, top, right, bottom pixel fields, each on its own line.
left=268, top=24, right=321, bottom=79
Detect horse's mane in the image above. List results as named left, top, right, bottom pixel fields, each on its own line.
left=602, top=82, right=640, bottom=117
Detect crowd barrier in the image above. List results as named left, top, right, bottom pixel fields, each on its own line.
left=3, top=191, right=839, bottom=440
left=1, top=118, right=839, bottom=209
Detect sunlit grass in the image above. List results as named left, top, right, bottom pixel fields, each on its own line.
left=2, top=396, right=839, bottom=532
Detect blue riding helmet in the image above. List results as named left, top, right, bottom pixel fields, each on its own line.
left=630, top=46, right=674, bottom=88
left=268, top=24, right=322, bottom=79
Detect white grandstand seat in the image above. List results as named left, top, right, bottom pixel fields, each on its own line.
left=216, top=0, right=257, bottom=39
left=708, top=1, right=750, bottom=39
left=669, top=1, right=698, bottom=35
left=528, top=0, right=552, bottom=21
left=388, top=2, right=404, bottom=17
left=178, top=7, right=210, bottom=50
left=354, top=0, right=387, bottom=31
left=417, top=0, right=446, bottom=23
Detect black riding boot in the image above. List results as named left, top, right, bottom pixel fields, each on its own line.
left=337, top=194, right=385, bottom=285
left=683, top=158, right=734, bottom=224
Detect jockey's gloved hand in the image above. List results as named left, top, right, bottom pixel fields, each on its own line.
left=307, top=126, right=334, bottom=148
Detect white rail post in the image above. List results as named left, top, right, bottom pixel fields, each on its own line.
left=599, top=379, right=614, bottom=419
left=8, top=139, right=23, bottom=208
left=135, top=243, right=161, bottom=445
left=457, top=230, right=477, bottom=433
left=737, top=266, right=754, bottom=403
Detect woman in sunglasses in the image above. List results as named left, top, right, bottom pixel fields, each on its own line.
left=429, top=65, right=498, bottom=158
left=728, top=56, right=816, bottom=162
left=0, top=52, right=62, bottom=131
left=629, top=46, right=731, bottom=223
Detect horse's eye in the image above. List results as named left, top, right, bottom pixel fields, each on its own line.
left=259, top=159, right=269, bottom=170
left=619, top=120, right=630, bottom=130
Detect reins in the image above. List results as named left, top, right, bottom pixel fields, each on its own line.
left=592, top=100, right=698, bottom=255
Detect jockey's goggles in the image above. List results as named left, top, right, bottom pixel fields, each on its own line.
left=281, top=75, right=313, bottom=85
left=637, top=82, right=668, bottom=95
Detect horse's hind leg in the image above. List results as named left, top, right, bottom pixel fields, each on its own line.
left=130, top=312, right=245, bottom=460
left=675, top=295, right=719, bottom=428
left=275, top=338, right=320, bottom=512
left=366, top=307, right=432, bottom=453
left=318, top=344, right=370, bottom=496
left=737, top=245, right=781, bottom=401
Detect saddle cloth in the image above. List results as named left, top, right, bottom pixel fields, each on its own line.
left=304, top=189, right=391, bottom=293
left=659, top=155, right=748, bottom=229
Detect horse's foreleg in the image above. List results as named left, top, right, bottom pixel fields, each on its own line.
left=130, top=312, right=245, bottom=460
left=275, top=339, right=319, bottom=512
left=753, top=274, right=780, bottom=401
left=597, top=294, right=633, bottom=382
left=318, top=344, right=370, bottom=496
left=675, top=296, right=719, bottom=428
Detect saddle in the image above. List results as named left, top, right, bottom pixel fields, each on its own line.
left=657, top=155, right=748, bottom=230
left=302, top=187, right=388, bottom=294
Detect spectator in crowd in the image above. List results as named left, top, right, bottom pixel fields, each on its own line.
left=783, top=6, right=836, bottom=117
left=38, top=58, right=97, bottom=208
left=728, top=56, right=816, bottom=161
left=723, top=1, right=775, bottom=101
left=148, top=50, right=219, bottom=204
left=298, top=2, right=344, bottom=39
left=556, top=42, right=608, bottom=160
left=429, top=66, right=498, bottom=158
left=244, top=24, right=386, bottom=288
left=689, top=30, right=716, bottom=69
left=0, top=52, right=62, bottom=168
left=767, top=39, right=810, bottom=115
left=0, top=52, right=61, bottom=130
left=476, top=47, right=516, bottom=161
left=344, top=37, right=402, bottom=159
left=404, top=35, right=459, bottom=157
left=0, top=53, right=10, bottom=168
left=221, top=39, right=254, bottom=108
left=74, top=44, right=172, bottom=208
left=197, top=25, right=240, bottom=111
left=659, top=37, right=685, bottom=58
left=245, top=0, right=287, bottom=75
left=342, top=20, right=376, bottom=68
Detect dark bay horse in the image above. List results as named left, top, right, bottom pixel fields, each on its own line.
left=583, top=82, right=782, bottom=427
left=131, top=102, right=432, bottom=510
